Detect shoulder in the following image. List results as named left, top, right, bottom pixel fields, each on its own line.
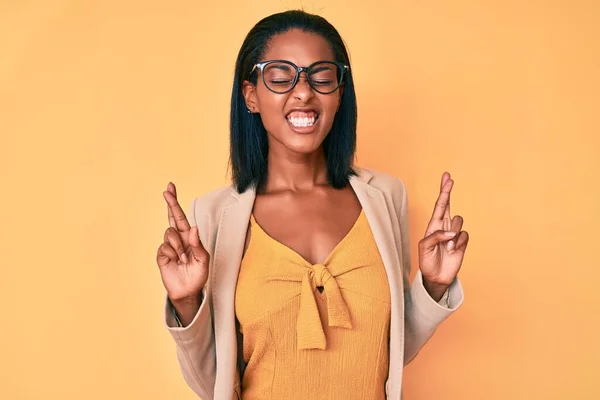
left=356, top=166, right=407, bottom=199
left=191, top=184, right=237, bottom=216
left=354, top=166, right=409, bottom=221
left=188, top=184, right=237, bottom=232
left=187, top=184, right=239, bottom=252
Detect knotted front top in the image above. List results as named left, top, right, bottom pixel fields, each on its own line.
left=234, top=209, right=391, bottom=399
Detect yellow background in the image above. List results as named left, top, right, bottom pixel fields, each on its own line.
left=1, top=0, right=599, bottom=399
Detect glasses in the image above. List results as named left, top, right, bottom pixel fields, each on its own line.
left=250, top=59, right=349, bottom=94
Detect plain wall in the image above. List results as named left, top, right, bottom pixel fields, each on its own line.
left=1, top=1, right=599, bottom=399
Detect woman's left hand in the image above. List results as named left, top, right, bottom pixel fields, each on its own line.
left=418, top=172, right=469, bottom=301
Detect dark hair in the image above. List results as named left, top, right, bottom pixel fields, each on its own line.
left=229, top=10, right=358, bottom=193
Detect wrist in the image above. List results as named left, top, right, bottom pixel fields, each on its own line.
left=169, top=292, right=203, bottom=327
left=422, top=277, right=449, bottom=303
left=169, top=292, right=202, bottom=308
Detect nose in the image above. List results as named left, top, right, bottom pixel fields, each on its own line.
left=291, top=74, right=314, bottom=101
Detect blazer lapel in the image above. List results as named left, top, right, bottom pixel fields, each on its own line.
left=350, top=169, right=405, bottom=398
left=211, top=185, right=256, bottom=400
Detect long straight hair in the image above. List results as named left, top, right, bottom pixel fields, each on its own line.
left=229, top=10, right=358, bottom=193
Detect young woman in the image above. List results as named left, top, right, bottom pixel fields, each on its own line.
left=157, top=10, right=468, bottom=400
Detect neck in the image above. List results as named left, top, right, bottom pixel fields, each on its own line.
left=265, top=145, right=328, bottom=193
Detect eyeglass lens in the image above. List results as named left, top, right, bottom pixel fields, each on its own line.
left=262, top=62, right=342, bottom=94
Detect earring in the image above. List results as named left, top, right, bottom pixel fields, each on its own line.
left=247, top=108, right=252, bottom=113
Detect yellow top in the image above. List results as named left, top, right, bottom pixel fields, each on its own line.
left=234, top=209, right=391, bottom=400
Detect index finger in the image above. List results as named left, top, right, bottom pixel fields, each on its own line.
left=431, top=177, right=453, bottom=221
left=163, top=188, right=191, bottom=232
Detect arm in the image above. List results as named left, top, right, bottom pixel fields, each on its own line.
left=164, top=197, right=217, bottom=399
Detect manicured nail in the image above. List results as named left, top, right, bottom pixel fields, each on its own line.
left=180, top=253, right=188, bottom=263
left=447, top=240, right=455, bottom=251
left=444, top=231, right=457, bottom=237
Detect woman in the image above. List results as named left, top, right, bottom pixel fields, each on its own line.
left=157, top=10, right=468, bottom=400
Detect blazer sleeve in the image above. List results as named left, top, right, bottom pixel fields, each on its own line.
left=164, top=197, right=216, bottom=399
left=396, top=179, right=465, bottom=365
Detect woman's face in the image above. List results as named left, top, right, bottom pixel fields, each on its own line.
left=243, top=29, right=343, bottom=156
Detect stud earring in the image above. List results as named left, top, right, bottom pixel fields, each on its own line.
left=247, top=108, right=252, bottom=114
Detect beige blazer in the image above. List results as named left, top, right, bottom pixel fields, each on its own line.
left=164, top=167, right=464, bottom=400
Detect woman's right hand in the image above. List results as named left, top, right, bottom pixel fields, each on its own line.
left=156, top=182, right=209, bottom=306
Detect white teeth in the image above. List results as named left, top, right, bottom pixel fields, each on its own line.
left=288, top=116, right=316, bottom=127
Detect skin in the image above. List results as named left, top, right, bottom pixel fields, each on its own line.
left=156, top=29, right=470, bottom=326
left=240, top=29, right=360, bottom=267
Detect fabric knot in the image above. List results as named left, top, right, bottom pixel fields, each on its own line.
left=311, top=263, right=330, bottom=288
left=297, top=264, right=353, bottom=350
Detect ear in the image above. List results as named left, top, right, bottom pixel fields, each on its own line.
left=242, top=80, right=259, bottom=113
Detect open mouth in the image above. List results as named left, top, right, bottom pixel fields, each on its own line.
left=286, top=111, right=320, bottom=128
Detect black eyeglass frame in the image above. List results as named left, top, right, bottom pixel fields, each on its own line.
left=249, top=59, right=350, bottom=94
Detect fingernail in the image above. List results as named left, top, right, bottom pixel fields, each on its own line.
left=181, top=253, right=188, bottom=263
left=447, top=240, right=455, bottom=251
left=444, top=231, right=457, bottom=237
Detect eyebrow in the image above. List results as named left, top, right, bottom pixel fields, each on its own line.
left=310, top=65, right=333, bottom=74
left=266, top=64, right=293, bottom=72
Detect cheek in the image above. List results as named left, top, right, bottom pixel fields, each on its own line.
left=256, top=86, right=285, bottom=114
left=256, top=92, right=287, bottom=131
left=326, top=95, right=341, bottom=113
left=320, top=94, right=342, bottom=120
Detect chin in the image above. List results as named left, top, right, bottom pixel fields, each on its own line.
left=271, top=133, right=323, bottom=155
left=283, top=138, right=324, bottom=154
left=265, top=121, right=327, bottom=154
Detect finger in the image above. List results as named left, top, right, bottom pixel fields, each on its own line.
left=419, top=229, right=457, bottom=253
left=188, top=226, right=209, bottom=265
left=157, top=242, right=178, bottom=266
left=440, top=172, right=450, bottom=191
left=163, top=190, right=191, bottom=232
left=446, top=215, right=464, bottom=251
left=431, top=177, right=453, bottom=222
left=450, top=215, right=463, bottom=230
left=164, top=227, right=188, bottom=263
left=440, top=172, right=452, bottom=227
left=166, top=182, right=177, bottom=228
left=451, top=231, right=470, bottom=253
